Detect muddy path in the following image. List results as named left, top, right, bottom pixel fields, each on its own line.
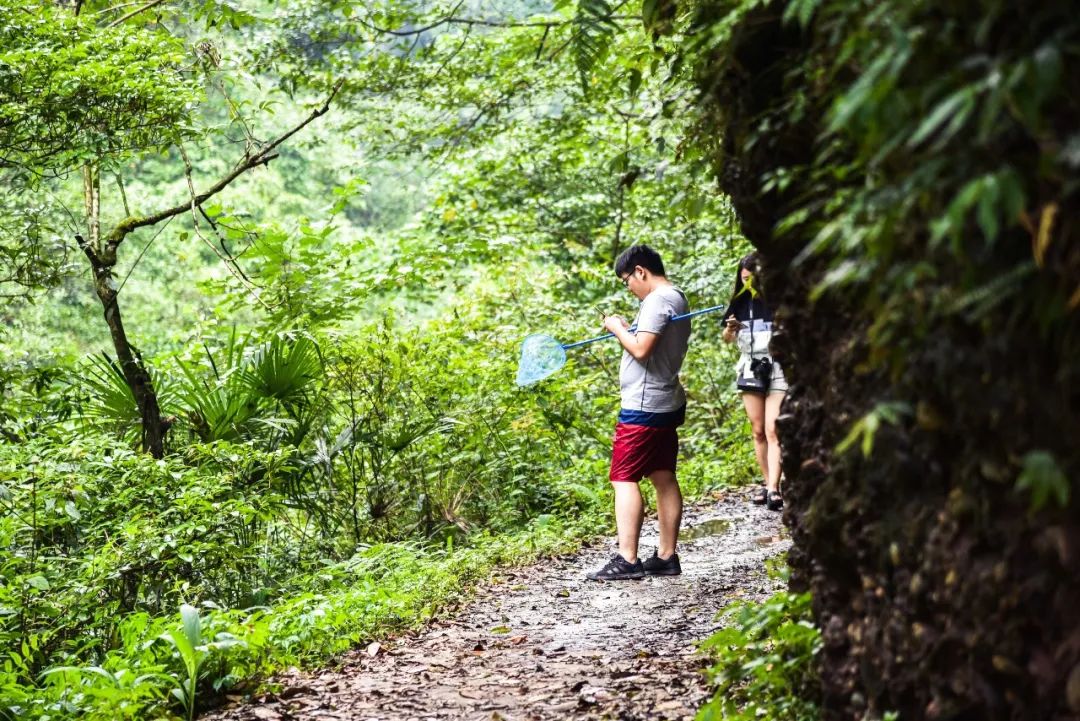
left=207, top=492, right=788, bottom=721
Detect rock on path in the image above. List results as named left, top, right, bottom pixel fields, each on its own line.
left=206, top=492, right=788, bottom=721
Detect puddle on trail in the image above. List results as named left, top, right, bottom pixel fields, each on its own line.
left=682, top=519, right=732, bottom=540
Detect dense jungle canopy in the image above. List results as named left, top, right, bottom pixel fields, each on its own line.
left=1, top=0, right=1077, bottom=720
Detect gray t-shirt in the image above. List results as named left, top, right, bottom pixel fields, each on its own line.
left=619, top=285, right=690, bottom=412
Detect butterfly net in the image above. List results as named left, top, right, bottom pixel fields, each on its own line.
left=515, top=334, right=567, bottom=387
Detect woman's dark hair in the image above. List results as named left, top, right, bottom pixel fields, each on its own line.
left=726, top=251, right=764, bottom=311
left=614, top=244, right=666, bottom=278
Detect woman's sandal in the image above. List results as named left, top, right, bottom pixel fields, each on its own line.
left=766, top=490, right=784, bottom=512
left=751, top=486, right=768, bottom=505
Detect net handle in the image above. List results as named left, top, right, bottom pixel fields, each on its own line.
left=561, top=304, right=726, bottom=350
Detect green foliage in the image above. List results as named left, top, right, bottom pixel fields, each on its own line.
left=0, top=0, right=199, bottom=173
left=698, top=587, right=821, bottom=721
left=1015, top=451, right=1070, bottom=512
left=573, top=0, right=619, bottom=91
left=0, top=1, right=758, bottom=718
left=834, top=402, right=910, bottom=459
left=157, top=605, right=244, bottom=721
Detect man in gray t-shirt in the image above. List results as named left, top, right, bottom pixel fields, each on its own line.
left=619, top=284, right=690, bottom=412
left=587, top=245, right=691, bottom=582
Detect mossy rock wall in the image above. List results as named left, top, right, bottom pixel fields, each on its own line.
left=684, top=2, right=1080, bottom=719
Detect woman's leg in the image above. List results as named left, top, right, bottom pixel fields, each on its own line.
left=741, top=392, right=768, bottom=482
left=764, top=391, right=786, bottom=493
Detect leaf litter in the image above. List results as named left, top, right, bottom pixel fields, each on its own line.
left=205, top=493, right=788, bottom=721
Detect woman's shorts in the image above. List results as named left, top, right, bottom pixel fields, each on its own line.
left=609, top=422, right=679, bottom=482
left=735, top=354, right=789, bottom=395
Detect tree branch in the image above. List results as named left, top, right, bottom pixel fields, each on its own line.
left=177, top=143, right=271, bottom=310
left=105, top=0, right=169, bottom=28
left=75, top=233, right=99, bottom=266
left=359, top=8, right=639, bottom=36
left=114, top=216, right=173, bottom=296
left=104, top=80, right=343, bottom=247
left=113, top=172, right=131, bottom=217
left=92, top=1, right=152, bottom=15
left=357, top=0, right=466, bottom=37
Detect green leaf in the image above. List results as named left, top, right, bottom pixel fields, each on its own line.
left=782, top=0, right=822, bottom=28
left=907, top=86, right=977, bottom=148
left=27, top=575, right=50, bottom=591
left=608, top=151, right=629, bottom=173
left=836, top=403, right=911, bottom=458
left=1032, top=43, right=1062, bottom=102
left=181, top=603, right=202, bottom=648
left=1015, top=451, right=1070, bottom=512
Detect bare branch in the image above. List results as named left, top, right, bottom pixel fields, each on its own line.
left=534, top=25, right=550, bottom=62
left=113, top=172, right=131, bottom=217
left=419, top=25, right=473, bottom=93
left=358, top=4, right=639, bottom=36
left=178, top=143, right=273, bottom=310
left=105, top=0, right=169, bottom=28
left=357, top=0, right=466, bottom=37
left=114, top=216, right=173, bottom=296
left=92, top=1, right=151, bottom=15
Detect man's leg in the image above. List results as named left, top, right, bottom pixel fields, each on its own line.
left=648, top=470, right=682, bottom=559
left=613, top=481, right=644, bottom=562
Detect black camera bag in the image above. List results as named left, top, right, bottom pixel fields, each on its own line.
left=735, top=303, right=771, bottom=394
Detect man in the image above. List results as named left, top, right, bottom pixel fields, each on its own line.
left=587, top=244, right=690, bottom=581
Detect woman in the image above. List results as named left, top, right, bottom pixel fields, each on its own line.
left=722, top=252, right=788, bottom=511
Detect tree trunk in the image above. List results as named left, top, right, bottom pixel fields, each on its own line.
left=79, top=165, right=167, bottom=458
left=90, top=262, right=167, bottom=458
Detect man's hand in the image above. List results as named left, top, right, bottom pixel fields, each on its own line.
left=604, top=314, right=659, bottom=361
left=603, top=315, right=629, bottom=334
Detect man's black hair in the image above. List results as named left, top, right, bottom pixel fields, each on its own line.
left=614, top=244, right=666, bottom=277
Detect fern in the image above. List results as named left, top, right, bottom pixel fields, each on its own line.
left=572, top=0, right=617, bottom=92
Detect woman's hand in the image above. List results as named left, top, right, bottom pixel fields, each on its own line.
left=722, top=316, right=742, bottom=344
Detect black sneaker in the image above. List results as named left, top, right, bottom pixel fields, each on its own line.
left=643, top=552, right=682, bottom=576
left=766, top=490, right=784, bottom=512
left=586, top=554, right=645, bottom=581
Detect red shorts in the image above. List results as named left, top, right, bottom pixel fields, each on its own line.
left=609, top=422, right=679, bottom=482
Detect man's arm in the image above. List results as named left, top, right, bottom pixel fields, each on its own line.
left=604, top=316, right=661, bottom=362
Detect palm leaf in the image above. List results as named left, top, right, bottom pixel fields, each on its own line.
left=76, top=353, right=176, bottom=435
left=235, top=333, right=324, bottom=406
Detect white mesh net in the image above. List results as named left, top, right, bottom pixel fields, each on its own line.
left=515, top=334, right=567, bottom=387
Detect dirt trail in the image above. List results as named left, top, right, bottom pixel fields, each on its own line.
left=207, top=493, right=788, bottom=721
